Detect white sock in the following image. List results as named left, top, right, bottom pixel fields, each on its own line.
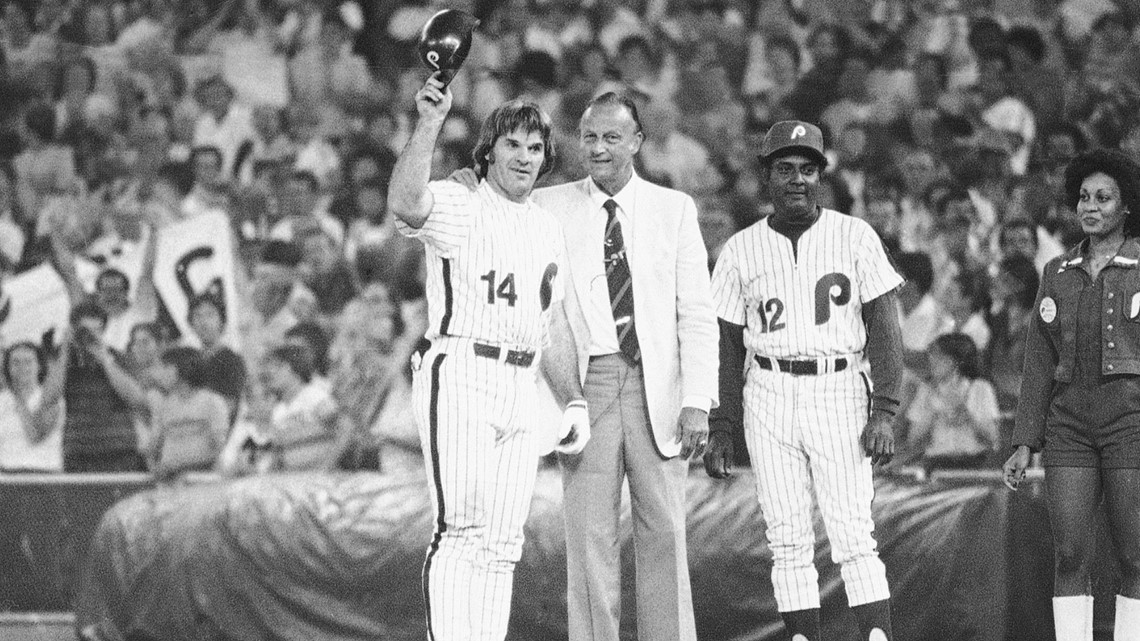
left=1054, top=595, right=1093, bottom=641
left=1117, top=595, right=1140, bottom=641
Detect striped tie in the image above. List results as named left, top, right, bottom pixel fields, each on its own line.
left=603, top=199, right=640, bottom=363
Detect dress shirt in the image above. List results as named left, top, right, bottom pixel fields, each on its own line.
left=581, top=178, right=711, bottom=412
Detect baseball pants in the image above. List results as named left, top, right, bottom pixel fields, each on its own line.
left=413, top=337, right=541, bottom=641
left=743, top=365, right=890, bottom=612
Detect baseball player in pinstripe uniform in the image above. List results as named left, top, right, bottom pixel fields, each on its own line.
left=704, top=121, right=904, bottom=641
left=388, top=72, right=591, bottom=641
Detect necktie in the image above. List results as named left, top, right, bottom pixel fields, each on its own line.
left=603, top=199, right=640, bottom=363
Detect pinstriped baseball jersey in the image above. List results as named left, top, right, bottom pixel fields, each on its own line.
left=396, top=180, right=566, bottom=349
left=712, top=208, right=902, bottom=359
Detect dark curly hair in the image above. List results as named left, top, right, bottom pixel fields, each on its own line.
left=471, top=100, right=555, bottom=180
left=1062, top=148, right=1140, bottom=237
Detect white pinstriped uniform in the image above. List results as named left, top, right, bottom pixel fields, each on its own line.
left=710, top=208, right=902, bottom=613
left=396, top=179, right=566, bottom=641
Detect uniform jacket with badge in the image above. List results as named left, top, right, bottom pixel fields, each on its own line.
left=531, top=173, right=720, bottom=458
left=1012, top=237, right=1140, bottom=450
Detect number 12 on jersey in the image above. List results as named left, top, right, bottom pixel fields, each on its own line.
left=756, top=297, right=786, bottom=333
left=480, top=270, right=517, bottom=306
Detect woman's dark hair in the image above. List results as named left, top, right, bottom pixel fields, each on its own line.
left=267, top=344, right=314, bottom=384
left=933, top=332, right=983, bottom=380
left=471, top=100, right=555, bottom=180
left=997, top=254, right=1040, bottom=311
left=161, top=346, right=207, bottom=388
left=3, top=341, right=46, bottom=386
left=1062, top=148, right=1140, bottom=237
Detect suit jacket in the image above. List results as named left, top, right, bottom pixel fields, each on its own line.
left=533, top=174, right=719, bottom=458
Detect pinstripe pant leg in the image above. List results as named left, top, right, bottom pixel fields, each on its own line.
left=801, top=371, right=890, bottom=607
left=415, top=350, right=540, bottom=641
left=745, top=371, right=821, bottom=612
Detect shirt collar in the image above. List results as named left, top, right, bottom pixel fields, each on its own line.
left=1058, top=237, right=1140, bottom=271
left=587, top=172, right=640, bottom=218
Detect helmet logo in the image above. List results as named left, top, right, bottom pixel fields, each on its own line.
left=426, top=50, right=441, bottom=69
left=792, top=125, right=806, bottom=139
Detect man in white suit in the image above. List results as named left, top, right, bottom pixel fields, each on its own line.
left=534, top=92, right=719, bottom=641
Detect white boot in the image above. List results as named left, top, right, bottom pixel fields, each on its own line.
left=1117, top=595, right=1140, bottom=641
left=1054, top=595, right=1093, bottom=641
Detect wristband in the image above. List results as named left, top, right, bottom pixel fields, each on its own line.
left=871, top=395, right=899, bottom=416
left=566, top=399, right=588, bottom=410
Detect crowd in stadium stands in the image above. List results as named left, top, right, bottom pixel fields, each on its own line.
left=0, top=0, right=1136, bottom=476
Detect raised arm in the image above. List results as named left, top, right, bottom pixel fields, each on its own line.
left=387, top=72, right=453, bottom=230
left=132, top=222, right=160, bottom=319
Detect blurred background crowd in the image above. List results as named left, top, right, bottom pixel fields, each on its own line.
left=0, top=0, right=1133, bottom=478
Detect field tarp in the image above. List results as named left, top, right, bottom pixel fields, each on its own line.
left=60, top=468, right=1017, bottom=641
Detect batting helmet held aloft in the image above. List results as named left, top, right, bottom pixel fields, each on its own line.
left=416, top=9, right=479, bottom=86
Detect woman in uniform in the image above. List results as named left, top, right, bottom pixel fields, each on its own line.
left=1004, top=148, right=1140, bottom=641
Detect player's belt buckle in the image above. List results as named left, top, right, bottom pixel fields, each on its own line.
left=473, top=342, right=535, bottom=367
left=755, top=355, right=847, bottom=375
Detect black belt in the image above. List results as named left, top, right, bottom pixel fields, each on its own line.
left=755, top=354, right=847, bottom=376
left=473, top=342, right=535, bottom=367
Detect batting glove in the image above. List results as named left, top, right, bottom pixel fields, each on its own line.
left=555, top=400, right=591, bottom=456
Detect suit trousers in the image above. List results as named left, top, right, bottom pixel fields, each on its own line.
left=559, top=353, right=695, bottom=641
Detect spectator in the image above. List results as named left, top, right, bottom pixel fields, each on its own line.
left=13, top=102, right=82, bottom=227
left=186, top=293, right=246, bottom=422
left=638, top=98, right=722, bottom=194
left=191, top=73, right=256, bottom=178
left=895, top=250, right=953, bottom=354
left=182, top=0, right=290, bottom=109
left=740, top=32, right=800, bottom=131
left=46, top=300, right=149, bottom=472
left=0, top=341, right=65, bottom=472
left=283, top=321, right=331, bottom=390
left=269, top=169, right=344, bottom=244
left=820, top=49, right=884, bottom=142
left=935, top=266, right=992, bottom=351
left=1006, top=25, right=1066, bottom=133
left=1081, top=11, right=1140, bottom=93
left=52, top=216, right=159, bottom=353
left=904, top=332, right=1001, bottom=471
left=907, top=52, right=950, bottom=150
left=984, top=253, right=1039, bottom=417
left=289, top=104, right=342, bottom=191
left=52, top=56, right=98, bottom=136
left=145, top=346, right=229, bottom=480
left=612, top=35, right=676, bottom=104
left=897, top=146, right=943, bottom=253
left=180, top=145, right=232, bottom=220
left=297, top=227, right=357, bottom=316
left=240, top=239, right=315, bottom=372
left=973, top=51, right=1037, bottom=176
left=329, top=280, right=410, bottom=471
left=260, top=344, right=340, bottom=472
left=124, top=322, right=165, bottom=391
left=783, top=23, right=849, bottom=123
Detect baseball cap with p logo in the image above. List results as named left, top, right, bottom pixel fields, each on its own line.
left=759, top=120, right=827, bottom=167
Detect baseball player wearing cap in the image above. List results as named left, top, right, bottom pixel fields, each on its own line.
left=388, top=72, right=591, bottom=641
left=704, top=121, right=904, bottom=641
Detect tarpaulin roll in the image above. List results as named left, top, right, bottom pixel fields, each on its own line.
left=66, top=467, right=1018, bottom=640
